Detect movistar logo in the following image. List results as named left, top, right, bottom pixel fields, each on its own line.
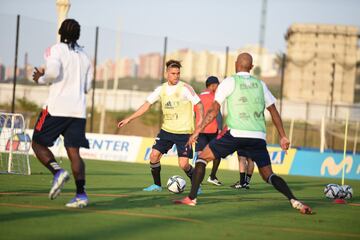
left=321, top=156, right=353, bottom=176
left=253, top=111, right=264, bottom=120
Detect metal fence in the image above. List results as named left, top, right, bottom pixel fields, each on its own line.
left=0, top=14, right=359, bottom=152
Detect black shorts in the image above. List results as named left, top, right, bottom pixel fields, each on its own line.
left=237, top=150, right=250, bottom=158
left=195, top=133, right=218, bottom=152
left=153, top=129, right=193, bottom=158
left=32, top=108, right=89, bottom=148
left=209, top=131, right=270, bottom=168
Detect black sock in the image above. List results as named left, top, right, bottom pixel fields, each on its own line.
left=246, top=174, right=252, bottom=184
left=210, top=159, right=221, bottom=179
left=150, top=162, right=161, bottom=186
left=189, top=161, right=206, bottom=200
left=76, top=179, right=85, bottom=194
left=240, top=172, right=246, bottom=185
left=268, top=174, right=296, bottom=200
left=184, top=165, right=194, bottom=180
left=45, top=159, right=61, bottom=175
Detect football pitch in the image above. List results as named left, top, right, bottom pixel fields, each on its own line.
left=1, top=157, right=359, bottom=240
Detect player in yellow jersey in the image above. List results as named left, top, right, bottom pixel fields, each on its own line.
left=118, top=60, right=204, bottom=192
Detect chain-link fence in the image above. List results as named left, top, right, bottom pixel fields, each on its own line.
left=0, top=14, right=359, bottom=152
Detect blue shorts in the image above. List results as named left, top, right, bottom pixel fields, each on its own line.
left=209, top=131, right=270, bottom=168
left=195, top=133, right=217, bottom=152
left=32, top=108, right=89, bottom=148
left=153, top=129, right=193, bottom=158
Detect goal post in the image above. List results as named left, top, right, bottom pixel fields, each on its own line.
left=0, top=112, right=31, bottom=175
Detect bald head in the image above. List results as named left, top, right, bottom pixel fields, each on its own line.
left=236, top=52, right=253, bottom=72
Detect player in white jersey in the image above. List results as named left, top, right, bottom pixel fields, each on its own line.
left=175, top=53, right=312, bottom=214
left=32, top=19, right=92, bottom=208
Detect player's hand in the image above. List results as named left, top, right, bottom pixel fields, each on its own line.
left=117, top=118, right=130, bottom=128
left=32, top=67, right=44, bottom=83
left=216, top=126, right=228, bottom=139
left=186, top=131, right=199, bottom=147
left=280, top=136, right=290, bottom=152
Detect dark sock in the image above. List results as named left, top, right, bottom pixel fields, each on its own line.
left=150, top=162, right=161, bottom=186
left=45, top=159, right=61, bottom=175
left=76, top=179, right=85, bottom=194
left=240, top=172, right=246, bottom=185
left=210, top=159, right=221, bottom=179
left=184, top=165, right=194, bottom=180
left=189, top=161, right=206, bottom=200
left=246, top=174, right=252, bottom=184
left=268, top=174, right=296, bottom=200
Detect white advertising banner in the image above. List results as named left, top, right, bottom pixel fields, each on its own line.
left=25, top=130, right=143, bottom=162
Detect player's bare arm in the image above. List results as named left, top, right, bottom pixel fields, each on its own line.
left=194, top=102, right=204, bottom=128
left=187, top=101, right=220, bottom=146
left=32, top=67, right=45, bottom=83
left=117, top=101, right=152, bottom=128
left=267, top=104, right=290, bottom=151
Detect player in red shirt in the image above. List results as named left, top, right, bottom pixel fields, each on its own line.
left=194, top=76, right=223, bottom=186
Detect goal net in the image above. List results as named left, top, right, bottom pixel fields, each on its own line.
left=0, top=112, right=31, bottom=175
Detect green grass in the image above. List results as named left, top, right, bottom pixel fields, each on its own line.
left=1, top=157, right=359, bottom=240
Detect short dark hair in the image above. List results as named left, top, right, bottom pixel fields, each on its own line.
left=166, top=60, right=182, bottom=69
left=205, top=76, right=220, bottom=87
left=58, top=19, right=81, bottom=49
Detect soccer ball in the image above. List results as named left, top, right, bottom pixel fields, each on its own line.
left=324, top=184, right=342, bottom=199
left=167, top=175, right=186, bottom=194
left=340, top=185, right=353, bottom=199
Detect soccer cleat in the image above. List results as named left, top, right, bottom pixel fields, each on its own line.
left=143, top=184, right=162, bottom=192
left=65, top=193, right=89, bottom=208
left=207, top=176, right=222, bottom=186
left=291, top=199, right=313, bottom=214
left=49, top=169, right=70, bottom=200
left=230, top=181, right=249, bottom=189
left=174, top=196, right=197, bottom=206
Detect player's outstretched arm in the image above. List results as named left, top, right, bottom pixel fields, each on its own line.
left=267, top=104, right=290, bottom=151
left=117, top=102, right=152, bottom=128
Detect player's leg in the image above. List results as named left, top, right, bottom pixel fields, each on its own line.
left=231, top=151, right=248, bottom=189
left=239, top=156, right=247, bottom=185
left=188, top=144, right=215, bottom=200
left=32, top=110, right=64, bottom=175
left=207, top=133, right=222, bottom=186
left=251, top=139, right=312, bottom=214
left=246, top=158, right=255, bottom=186
left=144, top=130, right=171, bottom=191
left=62, top=118, right=89, bottom=208
left=143, top=149, right=163, bottom=191
left=65, top=147, right=88, bottom=208
left=175, top=131, right=237, bottom=205
left=32, top=111, right=70, bottom=200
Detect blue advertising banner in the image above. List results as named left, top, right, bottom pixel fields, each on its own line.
left=290, top=150, right=360, bottom=180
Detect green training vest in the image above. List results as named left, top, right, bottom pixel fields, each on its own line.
left=226, top=75, right=266, bottom=133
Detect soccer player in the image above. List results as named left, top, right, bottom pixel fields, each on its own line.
left=118, top=60, right=203, bottom=192
left=32, top=19, right=92, bottom=208
left=194, top=76, right=223, bottom=186
left=230, top=150, right=255, bottom=189
left=175, top=53, right=312, bottom=214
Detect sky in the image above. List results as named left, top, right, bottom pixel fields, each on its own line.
left=0, top=0, right=359, bottom=66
